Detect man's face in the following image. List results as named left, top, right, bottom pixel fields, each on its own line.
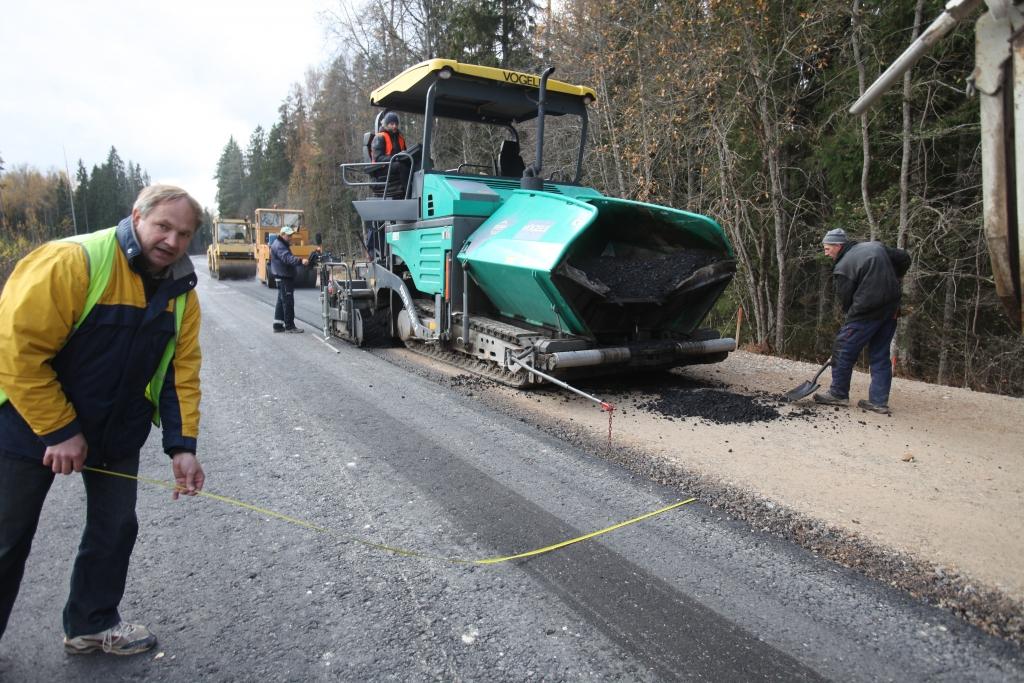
left=132, top=197, right=196, bottom=272
left=823, top=243, right=843, bottom=260
left=386, top=121, right=398, bottom=133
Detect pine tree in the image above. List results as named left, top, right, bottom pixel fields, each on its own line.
left=73, top=160, right=90, bottom=233
left=264, top=117, right=293, bottom=204
left=214, top=137, right=246, bottom=216
left=245, top=126, right=267, bottom=209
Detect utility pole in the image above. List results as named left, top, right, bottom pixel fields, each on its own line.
left=63, top=146, right=79, bottom=235
left=0, top=153, right=6, bottom=233
left=546, top=0, right=552, bottom=60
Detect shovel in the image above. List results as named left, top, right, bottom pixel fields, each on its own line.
left=783, top=358, right=832, bottom=402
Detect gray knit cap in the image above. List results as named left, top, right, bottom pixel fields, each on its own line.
left=822, top=228, right=848, bottom=245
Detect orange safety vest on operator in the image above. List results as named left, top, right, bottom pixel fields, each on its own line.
left=378, top=131, right=406, bottom=157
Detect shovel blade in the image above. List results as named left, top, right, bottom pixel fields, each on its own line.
left=783, top=381, right=819, bottom=403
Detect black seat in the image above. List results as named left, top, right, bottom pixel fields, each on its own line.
left=497, top=139, right=526, bottom=178
left=363, top=131, right=375, bottom=162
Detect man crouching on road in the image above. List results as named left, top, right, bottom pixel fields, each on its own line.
left=0, top=184, right=206, bottom=656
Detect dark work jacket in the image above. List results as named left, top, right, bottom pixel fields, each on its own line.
left=833, top=241, right=902, bottom=323
left=270, top=236, right=303, bottom=278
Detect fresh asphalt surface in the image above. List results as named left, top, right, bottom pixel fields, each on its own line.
left=0, top=260, right=1021, bottom=681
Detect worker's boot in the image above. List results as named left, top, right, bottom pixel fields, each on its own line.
left=813, top=390, right=849, bottom=406
left=857, top=399, right=891, bottom=415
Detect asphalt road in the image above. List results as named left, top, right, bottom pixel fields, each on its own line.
left=1, top=264, right=1021, bottom=681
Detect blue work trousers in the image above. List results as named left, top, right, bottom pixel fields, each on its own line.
left=0, top=453, right=140, bottom=639
left=274, top=276, right=296, bottom=329
left=829, top=316, right=898, bottom=406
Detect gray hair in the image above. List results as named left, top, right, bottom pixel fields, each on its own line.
left=133, top=185, right=203, bottom=230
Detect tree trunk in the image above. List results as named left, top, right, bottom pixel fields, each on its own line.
left=685, top=143, right=697, bottom=209
left=893, top=0, right=925, bottom=376
left=713, top=119, right=769, bottom=346
left=756, top=87, right=789, bottom=353
left=816, top=260, right=833, bottom=355
left=598, top=73, right=627, bottom=197
left=852, top=0, right=879, bottom=239
left=937, top=264, right=957, bottom=386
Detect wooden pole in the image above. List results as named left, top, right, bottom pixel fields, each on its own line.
left=734, top=306, right=744, bottom=349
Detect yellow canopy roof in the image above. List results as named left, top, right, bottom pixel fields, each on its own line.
left=369, top=59, right=596, bottom=124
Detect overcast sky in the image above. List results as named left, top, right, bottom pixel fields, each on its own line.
left=1, top=0, right=337, bottom=211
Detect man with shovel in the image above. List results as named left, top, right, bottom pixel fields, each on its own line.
left=813, top=228, right=909, bottom=415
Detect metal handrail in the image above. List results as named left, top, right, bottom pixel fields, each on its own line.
left=339, top=151, right=416, bottom=199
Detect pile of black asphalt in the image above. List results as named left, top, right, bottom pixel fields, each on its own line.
left=574, top=249, right=723, bottom=300
left=634, top=386, right=782, bottom=424
left=570, top=373, right=786, bottom=425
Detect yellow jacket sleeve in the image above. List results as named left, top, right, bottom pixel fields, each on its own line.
left=0, top=242, right=89, bottom=439
left=160, top=289, right=202, bottom=452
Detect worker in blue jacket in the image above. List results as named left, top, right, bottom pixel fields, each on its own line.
left=0, top=185, right=205, bottom=656
left=270, top=225, right=308, bottom=333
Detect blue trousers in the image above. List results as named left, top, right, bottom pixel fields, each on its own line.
left=274, top=276, right=296, bottom=329
left=0, top=453, right=140, bottom=638
left=829, top=316, right=898, bottom=405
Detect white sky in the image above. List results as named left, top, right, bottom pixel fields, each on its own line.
left=0, top=0, right=337, bottom=212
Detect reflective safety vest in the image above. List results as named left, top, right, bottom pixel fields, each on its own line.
left=380, top=131, right=406, bottom=157
left=0, top=226, right=186, bottom=425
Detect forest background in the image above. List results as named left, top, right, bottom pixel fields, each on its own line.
left=1, top=0, right=1021, bottom=395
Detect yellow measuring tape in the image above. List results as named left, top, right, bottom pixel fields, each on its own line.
left=84, top=466, right=695, bottom=565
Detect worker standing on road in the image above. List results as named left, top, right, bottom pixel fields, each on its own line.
left=0, top=184, right=205, bottom=656
left=815, top=228, right=910, bottom=415
left=270, top=225, right=308, bottom=333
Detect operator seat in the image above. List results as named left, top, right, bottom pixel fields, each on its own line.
left=363, top=131, right=374, bottom=162
left=497, top=139, right=526, bottom=179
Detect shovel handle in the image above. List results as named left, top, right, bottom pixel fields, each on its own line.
left=811, top=357, right=832, bottom=384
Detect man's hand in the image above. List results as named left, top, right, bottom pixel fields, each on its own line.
left=170, top=452, right=205, bottom=500
left=42, top=433, right=88, bottom=475
left=301, top=258, right=309, bottom=266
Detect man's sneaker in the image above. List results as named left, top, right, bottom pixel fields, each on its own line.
left=813, top=391, right=849, bottom=406
left=273, top=323, right=285, bottom=333
left=857, top=399, right=891, bottom=415
left=285, top=327, right=304, bottom=334
left=64, top=621, right=157, bottom=656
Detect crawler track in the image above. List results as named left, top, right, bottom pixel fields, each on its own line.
left=402, top=339, right=533, bottom=388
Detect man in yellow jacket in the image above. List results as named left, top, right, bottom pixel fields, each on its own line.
left=0, top=185, right=205, bottom=656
